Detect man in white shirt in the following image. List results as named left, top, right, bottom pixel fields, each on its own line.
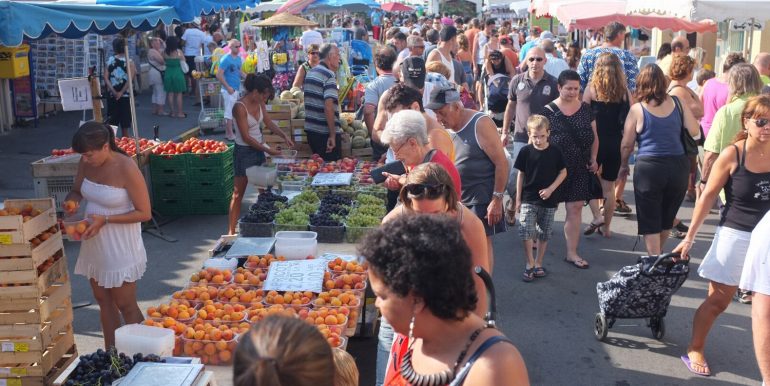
left=541, top=39, right=569, bottom=78
left=181, top=23, right=206, bottom=96
left=300, top=26, right=324, bottom=49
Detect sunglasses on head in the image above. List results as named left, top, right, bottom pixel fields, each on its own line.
left=749, top=118, right=770, bottom=128
left=404, top=183, right=446, bottom=199
left=528, top=57, right=544, bottom=62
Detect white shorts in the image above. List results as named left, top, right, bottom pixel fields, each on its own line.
left=698, top=226, right=751, bottom=286
left=222, top=88, right=240, bottom=120
left=739, top=214, right=770, bottom=295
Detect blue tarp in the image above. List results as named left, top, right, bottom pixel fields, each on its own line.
left=96, top=0, right=258, bottom=23
left=0, top=1, right=181, bottom=46
left=307, top=0, right=379, bottom=13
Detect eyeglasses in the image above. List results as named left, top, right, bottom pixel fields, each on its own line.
left=749, top=118, right=770, bottom=128
left=528, top=57, right=544, bottom=62
left=490, top=57, right=502, bottom=61
left=308, top=51, right=319, bottom=55
left=392, top=141, right=410, bottom=154
left=404, top=183, right=446, bottom=199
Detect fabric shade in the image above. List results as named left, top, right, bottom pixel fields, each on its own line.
left=626, top=0, right=770, bottom=22
left=380, top=2, right=413, bottom=12
left=569, top=13, right=717, bottom=33
left=307, top=0, right=380, bottom=13
left=245, top=1, right=287, bottom=13
left=254, top=12, right=317, bottom=26
left=0, top=1, right=181, bottom=46
left=95, top=0, right=258, bottom=23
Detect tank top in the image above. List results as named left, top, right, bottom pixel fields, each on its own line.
left=637, top=98, right=685, bottom=157
left=436, top=49, right=455, bottom=84
left=234, top=101, right=264, bottom=146
left=591, top=98, right=627, bottom=138
left=451, top=112, right=495, bottom=205
left=720, top=141, right=770, bottom=232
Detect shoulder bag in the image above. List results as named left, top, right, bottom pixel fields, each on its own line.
left=671, top=95, right=698, bottom=156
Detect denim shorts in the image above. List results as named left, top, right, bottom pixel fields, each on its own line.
left=234, top=144, right=265, bottom=177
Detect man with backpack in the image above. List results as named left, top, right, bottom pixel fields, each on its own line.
left=501, top=47, right=559, bottom=224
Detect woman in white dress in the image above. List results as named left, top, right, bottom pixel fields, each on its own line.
left=65, top=121, right=151, bottom=348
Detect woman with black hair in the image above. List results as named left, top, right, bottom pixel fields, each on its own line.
left=64, top=121, right=151, bottom=349
left=227, top=74, right=294, bottom=235
left=362, top=214, right=529, bottom=386
left=103, top=37, right=136, bottom=137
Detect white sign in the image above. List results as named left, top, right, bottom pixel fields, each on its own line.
left=263, top=259, right=326, bottom=293
left=311, top=173, right=353, bottom=186
left=58, top=78, right=95, bottom=111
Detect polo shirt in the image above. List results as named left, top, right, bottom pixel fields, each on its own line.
left=181, top=28, right=206, bottom=56
left=304, top=63, right=341, bottom=135
left=508, top=71, right=560, bottom=143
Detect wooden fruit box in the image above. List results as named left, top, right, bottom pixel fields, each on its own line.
left=352, top=148, right=373, bottom=157
left=30, top=155, right=80, bottom=179
left=0, top=282, right=71, bottom=328
left=0, top=231, right=62, bottom=273
left=0, top=199, right=57, bottom=245
left=0, top=332, right=76, bottom=385
left=0, top=307, right=72, bottom=358
left=0, top=257, right=68, bottom=300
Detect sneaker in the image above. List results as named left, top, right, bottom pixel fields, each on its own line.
left=736, top=289, right=753, bottom=304
left=615, top=200, right=632, bottom=214
left=675, top=221, right=690, bottom=233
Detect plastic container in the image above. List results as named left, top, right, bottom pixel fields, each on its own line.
left=203, top=257, right=238, bottom=271
left=180, top=336, right=238, bottom=365
left=274, top=231, right=317, bottom=259
left=61, top=214, right=91, bottom=241
left=309, top=224, right=345, bottom=243
left=116, top=324, right=175, bottom=357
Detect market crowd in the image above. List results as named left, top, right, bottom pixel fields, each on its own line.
left=81, top=11, right=770, bottom=386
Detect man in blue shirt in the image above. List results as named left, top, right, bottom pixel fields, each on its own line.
left=217, top=39, right=244, bottom=141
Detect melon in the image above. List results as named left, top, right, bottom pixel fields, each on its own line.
left=352, top=136, right=367, bottom=149
left=351, top=120, right=366, bottom=131
left=280, top=91, right=293, bottom=101
left=353, top=129, right=368, bottom=139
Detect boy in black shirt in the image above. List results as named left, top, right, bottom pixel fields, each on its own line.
left=514, top=115, right=567, bottom=282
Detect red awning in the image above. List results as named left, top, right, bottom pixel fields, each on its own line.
left=569, top=13, right=717, bottom=33
left=380, top=2, right=413, bottom=12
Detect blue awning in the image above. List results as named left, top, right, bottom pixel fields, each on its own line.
left=307, top=0, right=379, bottom=13
left=0, top=1, right=181, bottom=46
left=96, top=0, right=259, bottom=23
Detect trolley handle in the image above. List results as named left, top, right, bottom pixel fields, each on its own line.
left=646, top=252, right=688, bottom=274
left=474, top=266, right=496, bottom=327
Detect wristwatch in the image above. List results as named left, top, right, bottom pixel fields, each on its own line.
left=492, top=191, right=504, bottom=200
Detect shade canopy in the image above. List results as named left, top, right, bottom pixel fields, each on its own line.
left=277, top=0, right=378, bottom=14
left=0, top=1, right=181, bottom=46
left=380, top=2, right=413, bottom=12
left=254, top=12, right=317, bottom=27
left=569, top=13, right=717, bottom=33
left=626, top=0, right=770, bottom=22
left=245, top=1, right=287, bottom=13
left=94, top=0, right=258, bottom=23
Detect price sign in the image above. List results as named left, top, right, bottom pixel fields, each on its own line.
left=263, top=260, right=326, bottom=293
left=0, top=234, right=11, bottom=245
left=311, top=173, right=353, bottom=186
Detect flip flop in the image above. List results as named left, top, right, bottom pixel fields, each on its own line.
left=564, top=258, right=589, bottom=269
left=681, top=355, right=710, bottom=376
left=522, top=268, right=534, bottom=282
left=533, top=267, right=547, bottom=278
left=583, top=221, right=605, bottom=235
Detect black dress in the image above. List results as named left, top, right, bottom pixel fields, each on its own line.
left=591, top=98, right=628, bottom=181
left=542, top=102, right=600, bottom=203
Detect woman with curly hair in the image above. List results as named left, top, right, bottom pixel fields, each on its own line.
left=582, top=52, right=632, bottom=237
left=233, top=315, right=334, bottom=386
left=362, top=215, right=529, bottom=386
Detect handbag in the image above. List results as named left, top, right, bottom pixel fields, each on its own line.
left=180, top=59, right=190, bottom=74
left=546, top=102, right=603, bottom=199
left=671, top=95, right=698, bottom=156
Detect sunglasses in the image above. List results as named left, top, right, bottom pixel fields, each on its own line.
left=404, top=184, right=446, bottom=199
left=749, top=118, right=770, bottom=128
left=528, top=57, right=544, bottom=62
left=308, top=51, right=319, bottom=55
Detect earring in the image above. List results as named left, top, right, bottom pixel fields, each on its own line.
left=408, top=314, right=415, bottom=341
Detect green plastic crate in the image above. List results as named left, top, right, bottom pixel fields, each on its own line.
left=150, top=153, right=188, bottom=177
left=186, top=145, right=233, bottom=170
left=190, top=195, right=231, bottom=215
left=153, top=197, right=190, bottom=216
left=188, top=177, right=234, bottom=199
left=187, top=162, right=234, bottom=182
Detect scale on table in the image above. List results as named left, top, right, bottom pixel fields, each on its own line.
left=225, top=237, right=276, bottom=258
left=116, top=362, right=204, bottom=386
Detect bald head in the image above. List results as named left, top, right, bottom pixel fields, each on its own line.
left=526, top=47, right=546, bottom=76
left=753, top=52, right=770, bottom=76
left=671, top=36, right=690, bottom=54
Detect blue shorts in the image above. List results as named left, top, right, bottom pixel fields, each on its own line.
left=234, top=143, right=265, bottom=177
left=467, top=203, right=507, bottom=236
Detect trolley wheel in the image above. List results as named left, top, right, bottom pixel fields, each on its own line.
left=594, top=313, right=608, bottom=341
left=650, top=317, right=666, bottom=340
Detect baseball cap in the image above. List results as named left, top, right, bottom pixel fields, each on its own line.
left=541, top=31, right=556, bottom=41
left=400, top=57, right=427, bottom=90
left=426, top=82, right=461, bottom=110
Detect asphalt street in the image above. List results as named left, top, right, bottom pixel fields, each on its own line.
left=0, top=91, right=761, bottom=385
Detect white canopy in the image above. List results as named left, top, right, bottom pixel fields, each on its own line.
left=626, top=0, right=770, bottom=22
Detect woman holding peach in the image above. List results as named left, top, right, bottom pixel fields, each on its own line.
left=65, top=121, right=151, bottom=348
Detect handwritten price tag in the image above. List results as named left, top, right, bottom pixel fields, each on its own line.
left=0, top=234, right=12, bottom=245
left=263, top=260, right=326, bottom=293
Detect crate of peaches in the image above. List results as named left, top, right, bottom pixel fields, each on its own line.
left=243, top=254, right=286, bottom=270
left=189, top=267, right=233, bottom=287
left=314, top=290, right=362, bottom=335
left=232, top=266, right=267, bottom=288
left=326, top=257, right=367, bottom=274
left=246, top=303, right=299, bottom=323
left=172, top=284, right=219, bottom=305
left=180, top=323, right=239, bottom=365
left=215, top=283, right=264, bottom=306
left=145, top=299, right=197, bottom=322
left=263, top=290, right=314, bottom=310
left=316, top=323, right=347, bottom=349
left=323, top=271, right=367, bottom=292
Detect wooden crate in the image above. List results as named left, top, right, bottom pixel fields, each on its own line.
left=0, top=257, right=68, bottom=300
left=265, top=111, right=291, bottom=120
left=352, top=148, right=373, bottom=157
left=264, top=103, right=291, bottom=112
left=0, top=307, right=72, bottom=358
left=291, top=119, right=305, bottom=129
left=0, top=231, right=62, bottom=272
left=0, top=199, right=57, bottom=245
left=0, top=282, right=71, bottom=329
left=0, top=332, right=77, bottom=385
left=30, top=156, right=80, bottom=179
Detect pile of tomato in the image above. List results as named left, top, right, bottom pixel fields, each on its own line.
left=151, top=138, right=229, bottom=155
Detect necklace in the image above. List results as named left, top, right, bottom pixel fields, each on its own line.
left=400, top=326, right=487, bottom=386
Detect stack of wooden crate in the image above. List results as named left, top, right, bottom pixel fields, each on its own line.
left=263, top=104, right=315, bottom=158
left=0, top=198, right=77, bottom=385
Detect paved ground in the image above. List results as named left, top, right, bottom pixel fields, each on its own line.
left=0, top=91, right=762, bottom=385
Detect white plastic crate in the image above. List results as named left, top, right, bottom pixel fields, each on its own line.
left=198, top=108, right=224, bottom=129
left=33, top=176, right=74, bottom=211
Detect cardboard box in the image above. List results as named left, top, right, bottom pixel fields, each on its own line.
left=266, top=111, right=292, bottom=120
left=291, top=119, right=305, bottom=129
left=352, top=148, right=373, bottom=157
left=274, top=120, right=291, bottom=128
left=265, top=103, right=291, bottom=112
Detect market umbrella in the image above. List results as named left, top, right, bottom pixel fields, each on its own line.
left=244, top=0, right=288, bottom=13
left=380, top=2, right=413, bottom=12
left=92, top=0, right=259, bottom=23
left=276, top=0, right=316, bottom=14
left=307, top=0, right=380, bottom=13
left=254, top=12, right=318, bottom=27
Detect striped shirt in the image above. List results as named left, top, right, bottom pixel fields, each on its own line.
left=304, top=62, right=340, bottom=134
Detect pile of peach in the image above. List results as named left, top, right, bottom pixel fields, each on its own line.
left=317, top=324, right=345, bottom=348
left=246, top=304, right=298, bottom=323
left=298, top=307, right=347, bottom=328
left=146, top=300, right=197, bottom=321
left=232, top=267, right=266, bottom=287
left=263, top=290, right=314, bottom=308
left=314, top=290, right=361, bottom=308
left=190, top=268, right=233, bottom=286
left=323, top=271, right=367, bottom=291
left=0, top=204, right=43, bottom=221
left=216, top=284, right=264, bottom=305
left=172, top=285, right=219, bottom=304
left=244, top=254, right=286, bottom=269
left=327, top=257, right=367, bottom=273
left=195, top=301, right=246, bottom=322
left=180, top=324, right=238, bottom=365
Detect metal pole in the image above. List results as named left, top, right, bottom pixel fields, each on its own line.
left=124, top=37, right=141, bottom=165
left=746, top=18, right=755, bottom=62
